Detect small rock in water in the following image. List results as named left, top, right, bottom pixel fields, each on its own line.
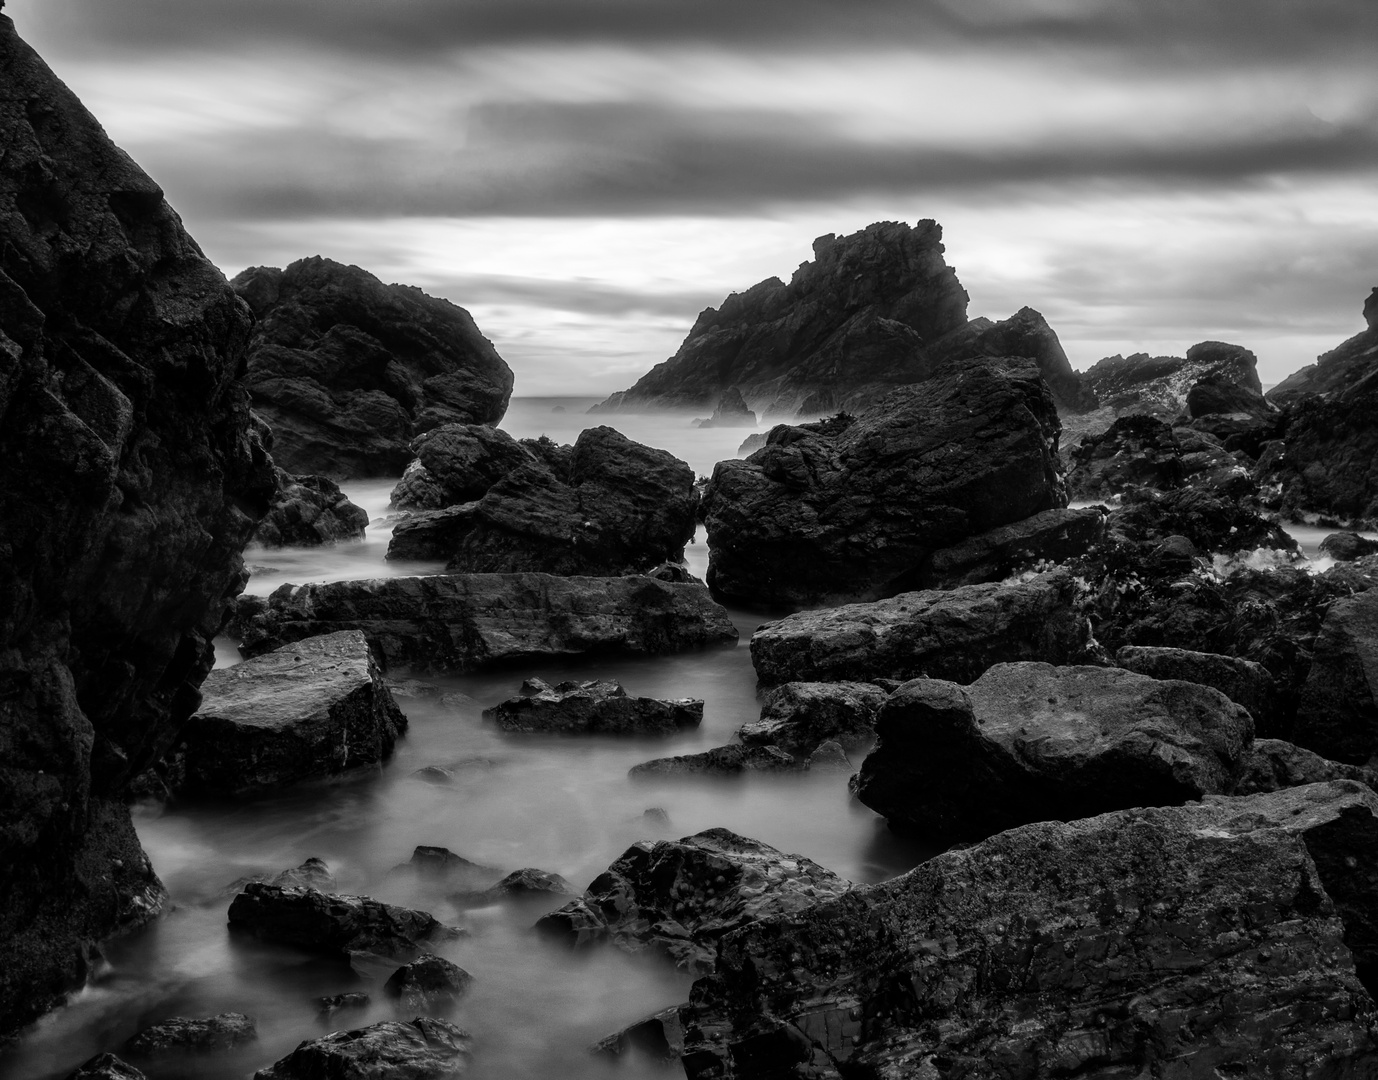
left=383, top=956, right=474, bottom=1009
left=411, top=766, right=455, bottom=785
left=629, top=744, right=798, bottom=777
left=124, top=1013, right=257, bottom=1056
left=254, top=1018, right=473, bottom=1080
left=641, top=807, right=671, bottom=828
left=452, top=868, right=573, bottom=907
left=393, top=846, right=497, bottom=887
left=484, top=677, right=703, bottom=736
left=1320, top=531, right=1378, bottom=562
left=315, top=992, right=370, bottom=1021
left=805, top=740, right=852, bottom=770
left=65, top=1054, right=149, bottom=1080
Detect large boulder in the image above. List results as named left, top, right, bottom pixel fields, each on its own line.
left=855, top=663, right=1254, bottom=841
left=232, top=574, right=738, bottom=672
left=1268, top=287, right=1378, bottom=405
left=590, top=221, right=970, bottom=418
left=0, top=16, right=275, bottom=1036
left=483, top=678, right=702, bottom=736
left=701, top=357, right=1067, bottom=606
left=158, top=631, right=406, bottom=796
left=382, top=955, right=473, bottom=1009
left=250, top=467, right=368, bottom=548
left=750, top=569, right=1090, bottom=686
left=1236, top=738, right=1378, bottom=796
left=535, top=829, right=850, bottom=974
left=1082, top=339, right=1263, bottom=418
left=678, top=783, right=1378, bottom=1079
left=736, top=681, right=888, bottom=757
left=233, top=257, right=513, bottom=478
left=1293, top=589, right=1378, bottom=765
left=388, top=422, right=533, bottom=511
left=254, top=1018, right=472, bottom=1080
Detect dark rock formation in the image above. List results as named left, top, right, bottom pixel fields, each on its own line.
left=628, top=744, right=798, bottom=777
left=1294, top=589, right=1378, bottom=765
left=591, top=1005, right=685, bottom=1063
left=750, top=570, right=1090, bottom=686
left=1066, top=413, right=1184, bottom=499
left=254, top=1018, right=472, bottom=1080
left=65, top=1055, right=147, bottom=1080
left=1115, top=644, right=1280, bottom=730
left=701, top=357, right=1066, bottom=605
left=1236, top=738, right=1378, bottom=795
left=483, top=678, right=702, bottom=735
left=233, top=257, right=513, bottom=478
left=0, top=16, right=275, bottom=1037
left=591, top=221, right=970, bottom=418
left=124, top=1013, right=257, bottom=1056
left=316, top=992, right=370, bottom=1020
left=452, top=868, right=573, bottom=907
left=695, top=386, right=757, bottom=428
left=233, top=573, right=738, bottom=672
left=855, top=663, right=1254, bottom=841
left=535, top=829, right=850, bottom=974
left=388, top=422, right=532, bottom=511
left=1082, top=339, right=1262, bottom=418
left=736, top=432, right=768, bottom=456
left=226, top=883, right=455, bottom=964
left=678, top=783, right=1378, bottom=1079
left=1274, top=366, right=1378, bottom=526
left=736, top=681, right=887, bottom=757
left=1187, top=371, right=1275, bottom=419
left=382, top=955, right=473, bottom=1009
left=395, top=845, right=493, bottom=886
left=384, top=505, right=472, bottom=562
left=1268, top=287, right=1378, bottom=404
left=156, top=631, right=405, bottom=796
left=1322, top=532, right=1378, bottom=562
left=251, top=467, right=368, bottom=547
left=914, top=506, right=1104, bottom=589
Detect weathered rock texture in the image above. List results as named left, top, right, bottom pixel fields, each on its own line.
left=250, top=467, right=368, bottom=547
left=679, top=783, right=1378, bottom=1079
left=483, top=677, right=702, bottom=735
left=1275, top=366, right=1378, bottom=526
left=915, top=506, right=1104, bottom=589
left=233, top=574, right=738, bottom=672
left=124, top=1013, right=257, bottom=1056
left=66, top=1055, right=148, bottom=1080
left=1066, top=413, right=1185, bottom=499
left=388, top=422, right=531, bottom=510
left=536, top=829, right=850, bottom=974
left=254, top=1018, right=472, bottom=1080
left=855, top=663, right=1255, bottom=841
left=1294, top=589, right=1378, bottom=765
left=701, top=358, right=1067, bottom=606
left=750, top=570, right=1089, bottom=686
left=0, top=17, right=275, bottom=1037
left=233, top=256, right=513, bottom=478
left=1115, top=644, right=1280, bottom=730
left=738, top=681, right=887, bottom=758
left=1082, top=340, right=1263, bottom=419
left=161, top=631, right=406, bottom=796
left=1236, top=738, right=1378, bottom=796
left=382, top=955, right=473, bottom=1009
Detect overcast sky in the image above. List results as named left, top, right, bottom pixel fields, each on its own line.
left=9, top=0, right=1378, bottom=393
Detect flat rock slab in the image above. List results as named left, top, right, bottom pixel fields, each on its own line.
left=483, top=678, right=702, bottom=735
left=452, top=868, right=573, bottom=907
left=628, top=744, right=797, bottom=777
left=535, top=828, right=850, bottom=974
left=737, top=681, right=887, bottom=757
left=1295, top=588, right=1378, bottom=765
left=751, top=570, right=1089, bottom=685
left=174, top=631, right=405, bottom=795
left=234, top=573, right=739, bottom=672
left=254, top=1018, right=472, bottom=1080
left=679, top=782, right=1378, bottom=1079
left=855, top=662, right=1254, bottom=841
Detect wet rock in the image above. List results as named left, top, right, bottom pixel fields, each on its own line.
left=162, top=631, right=406, bottom=796
left=254, top=1017, right=472, bottom=1080
left=483, top=678, right=702, bottom=736
left=382, top=955, right=473, bottom=1009
left=1268, top=287, right=1378, bottom=405
left=315, top=992, right=370, bottom=1020
left=385, top=504, right=475, bottom=562
left=855, top=663, right=1253, bottom=841
left=805, top=740, right=852, bottom=771
left=393, top=847, right=495, bottom=888
left=1115, top=644, right=1281, bottom=731
left=914, top=506, right=1105, bottom=589
left=65, top=1055, right=148, bottom=1080
left=678, top=783, right=1378, bottom=1080
left=233, top=257, right=513, bottom=478
left=701, top=357, right=1066, bottom=606
left=251, top=467, right=369, bottom=547
left=1101, top=474, right=1295, bottom=557
left=591, top=1005, right=685, bottom=1062
left=1066, top=413, right=1184, bottom=498
left=1235, top=739, right=1378, bottom=795
left=227, top=883, right=456, bottom=964
left=124, top=1012, right=257, bottom=1056
left=389, top=423, right=533, bottom=510
left=1275, top=367, right=1378, bottom=527
left=535, top=828, right=850, bottom=974
left=1082, top=339, right=1263, bottom=418
left=737, top=681, right=887, bottom=757
left=222, top=857, right=339, bottom=901
left=1294, top=589, right=1378, bottom=764
left=452, top=868, right=574, bottom=907
left=234, top=573, right=738, bottom=673
left=1321, top=532, right=1378, bottom=562
left=629, top=745, right=798, bottom=777
left=0, top=16, right=275, bottom=1036
left=695, top=387, right=757, bottom=428
left=750, top=569, right=1090, bottom=686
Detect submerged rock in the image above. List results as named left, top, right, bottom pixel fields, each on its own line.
left=382, top=955, right=473, bottom=1009
left=251, top=467, right=369, bottom=547
left=315, top=992, right=370, bottom=1020
left=535, top=829, right=850, bottom=974
left=233, top=573, right=739, bottom=672
left=737, top=681, right=887, bottom=757
left=254, top=1017, right=472, bottom=1080
left=591, top=1005, right=686, bottom=1063
left=484, top=678, right=702, bottom=736
left=1236, top=738, right=1378, bottom=795
left=124, top=1013, right=257, bottom=1057
left=628, top=744, right=798, bottom=777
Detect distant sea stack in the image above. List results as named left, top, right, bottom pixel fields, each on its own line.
left=233, top=258, right=515, bottom=478
left=591, top=220, right=1098, bottom=419
left=0, top=12, right=274, bottom=1037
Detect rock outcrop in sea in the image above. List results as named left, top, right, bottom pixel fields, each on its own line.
left=1082, top=339, right=1266, bottom=419
left=0, top=14, right=274, bottom=1037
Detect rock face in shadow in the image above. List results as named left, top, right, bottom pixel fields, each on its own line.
left=914, top=506, right=1104, bottom=589
left=701, top=358, right=1067, bottom=606
left=1082, top=340, right=1263, bottom=419
left=1274, top=366, right=1378, bottom=527
left=484, top=678, right=702, bottom=735
left=0, top=16, right=275, bottom=1037
left=678, top=783, right=1378, bottom=1079
left=737, top=681, right=888, bottom=757
left=232, top=257, right=513, bottom=478
left=1268, top=288, right=1378, bottom=404
left=124, top=1013, right=257, bottom=1057
left=1115, top=644, right=1280, bottom=730
left=855, top=663, right=1255, bottom=841
left=250, top=467, right=368, bottom=547
left=1066, top=414, right=1185, bottom=499
left=254, top=1018, right=472, bottom=1080
left=1294, top=589, right=1378, bottom=765
left=388, top=422, right=533, bottom=511
left=233, top=573, right=739, bottom=672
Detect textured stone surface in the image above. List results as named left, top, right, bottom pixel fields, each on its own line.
left=251, top=467, right=368, bottom=548
left=591, top=1005, right=686, bottom=1063
left=233, top=257, right=512, bottom=478
left=1294, top=589, right=1378, bottom=765
left=254, top=1018, right=472, bottom=1080
left=0, top=16, right=275, bottom=1036
left=737, top=681, right=887, bottom=757
left=702, top=358, right=1067, bottom=605
left=1066, top=413, right=1184, bottom=499
left=1116, top=644, right=1281, bottom=731
left=452, top=868, right=573, bottom=907
left=628, top=744, right=798, bottom=777
left=65, top=1055, right=148, bottom=1080
left=679, top=783, right=1378, bottom=1079
left=1236, top=738, right=1378, bottom=796
left=1275, top=367, right=1378, bottom=527
left=1322, top=532, right=1378, bottom=562
left=915, top=506, right=1104, bottom=589
left=855, top=663, right=1254, bottom=841
left=233, top=573, right=739, bottom=672
left=124, top=1013, right=257, bottom=1056
left=535, top=829, right=850, bottom=974
left=1082, top=339, right=1262, bottom=418
left=388, top=422, right=532, bottom=510
left=382, top=955, right=473, bottom=1009
left=484, top=677, right=702, bottom=735
left=750, top=570, right=1089, bottom=686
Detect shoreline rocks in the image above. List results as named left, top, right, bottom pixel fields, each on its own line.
left=250, top=467, right=369, bottom=548
left=254, top=1018, right=472, bottom=1080
left=484, top=678, right=703, bottom=736
left=736, top=681, right=886, bottom=758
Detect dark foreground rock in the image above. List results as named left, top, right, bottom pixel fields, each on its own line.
left=382, top=955, right=473, bottom=1009
left=160, top=631, right=405, bottom=796
left=251, top=467, right=369, bottom=547
left=679, top=782, right=1378, bottom=1079
left=915, top=506, right=1104, bottom=589
left=66, top=1056, right=147, bottom=1080
left=233, top=573, right=738, bottom=672
left=125, top=1013, right=256, bottom=1056
left=701, top=357, right=1067, bottom=605
left=483, top=678, right=702, bottom=735
left=737, top=682, right=887, bottom=757
left=254, top=1018, right=472, bottom=1080
left=628, top=744, right=798, bottom=777
left=750, top=570, right=1090, bottom=686
left=227, top=883, right=455, bottom=963
left=1294, top=589, right=1378, bottom=765
left=536, top=829, right=850, bottom=974
left=1115, top=644, right=1280, bottom=729
left=1236, top=739, right=1378, bottom=795
left=0, top=15, right=276, bottom=1036
left=855, top=663, right=1254, bottom=841
left=1066, top=413, right=1185, bottom=499
left=233, top=257, right=513, bottom=478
